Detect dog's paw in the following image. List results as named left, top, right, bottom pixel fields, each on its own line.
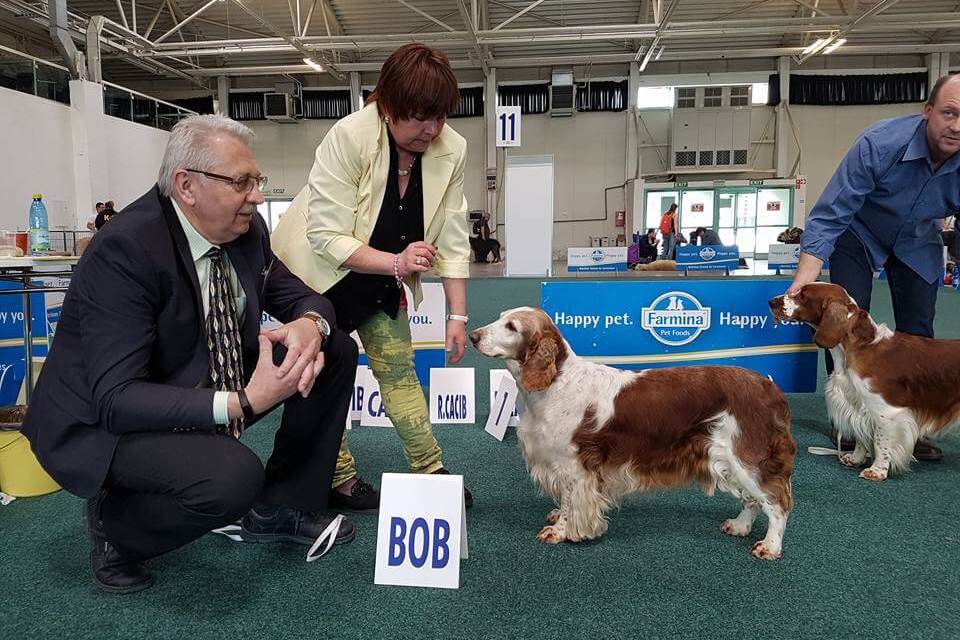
left=840, top=452, right=867, bottom=467
left=545, top=509, right=561, bottom=525
left=751, top=540, right=782, bottom=561
left=537, top=525, right=565, bottom=544
left=720, top=519, right=751, bottom=537
left=859, top=467, right=888, bottom=482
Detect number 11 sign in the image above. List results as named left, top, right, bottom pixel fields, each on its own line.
left=496, top=106, right=521, bottom=147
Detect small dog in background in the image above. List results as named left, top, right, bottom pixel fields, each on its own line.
left=770, top=282, right=959, bottom=481
left=631, top=259, right=677, bottom=271
left=470, top=307, right=796, bottom=560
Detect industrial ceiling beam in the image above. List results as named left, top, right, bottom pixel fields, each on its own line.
left=154, top=0, right=218, bottom=44
left=457, top=0, right=488, bottom=75
left=226, top=0, right=341, bottom=77
left=396, top=0, right=456, bottom=31
left=492, top=0, right=547, bottom=31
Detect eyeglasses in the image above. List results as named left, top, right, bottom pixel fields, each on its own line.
left=186, top=169, right=268, bottom=193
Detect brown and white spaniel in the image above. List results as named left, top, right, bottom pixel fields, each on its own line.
left=770, top=282, right=960, bottom=481
left=470, top=307, right=796, bottom=560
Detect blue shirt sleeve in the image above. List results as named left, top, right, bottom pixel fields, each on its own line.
left=800, top=135, right=878, bottom=261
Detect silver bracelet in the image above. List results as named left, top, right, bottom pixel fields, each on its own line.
left=446, top=314, right=469, bottom=323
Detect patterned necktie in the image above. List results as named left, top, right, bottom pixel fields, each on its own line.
left=206, top=247, right=245, bottom=438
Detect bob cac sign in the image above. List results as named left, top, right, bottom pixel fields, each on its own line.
left=541, top=280, right=818, bottom=392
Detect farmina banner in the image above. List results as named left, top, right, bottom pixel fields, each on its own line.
left=541, top=279, right=817, bottom=392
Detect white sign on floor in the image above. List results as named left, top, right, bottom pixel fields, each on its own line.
left=374, top=472, right=468, bottom=590
left=429, top=368, right=475, bottom=424
left=489, top=369, right=523, bottom=427
left=484, top=375, right=518, bottom=442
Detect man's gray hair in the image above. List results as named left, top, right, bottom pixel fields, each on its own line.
left=157, top=114, right=255, bottom=197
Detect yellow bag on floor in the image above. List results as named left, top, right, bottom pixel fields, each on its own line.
left=0, top=429, right=60, bottom=497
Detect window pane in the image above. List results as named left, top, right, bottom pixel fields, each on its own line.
left=637, top=86, right=674, bottom=109
left=104, top=86, right=132, bottom=120
left=757, top=188, right=791, bottom=225
left=34, top=64, right=70, bottom=104
left=268, top=200, right=292, bottom=231
left=680, top=190, right=714, bottom=228
left=645, top=192, right=678, bottom=231
left=756, top=226, right=787, bottom=254
left=736, top=227, right=756, bottom=254
left=752, top=82, right=769, bottom=105
left=0, top=53, right=34, bottom=96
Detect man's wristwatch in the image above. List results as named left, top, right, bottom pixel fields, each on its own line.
left=302, top=312, right=331, bottom=349
left=236, top=388, right=256, bottom=421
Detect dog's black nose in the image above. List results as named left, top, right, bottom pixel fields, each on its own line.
left=469, top=329, right=481, bottom=346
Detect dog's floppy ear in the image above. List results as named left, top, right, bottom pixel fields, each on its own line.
left=521, top=332, right=560, bottom=392
left=813, top=300, right=851, bottom=348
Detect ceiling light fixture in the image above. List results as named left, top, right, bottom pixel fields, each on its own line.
left=302, top=57, right=323, bottom=72
left=801, top=37, right=827, bottom=55
left=822, top=38, right=847, bottom=54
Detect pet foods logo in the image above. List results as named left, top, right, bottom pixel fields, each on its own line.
left=698, top=247, right=717, bottom=261
left=641, top=291, right=712, bottom=346
left=591, top=249, right=604, bottom=262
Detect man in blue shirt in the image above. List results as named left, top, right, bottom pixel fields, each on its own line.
left=787, top=74, right=960, bottom=460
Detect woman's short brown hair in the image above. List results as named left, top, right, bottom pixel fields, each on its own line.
left=366, top=43, right=460, bottom=120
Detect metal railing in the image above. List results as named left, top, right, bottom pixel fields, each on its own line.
left=103, top=81, right=198, bottom=131
left=0, top=44, right=198, bottom=130
left=0, top=43, right=71, bottom=105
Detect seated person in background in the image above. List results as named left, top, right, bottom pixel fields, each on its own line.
left=22, top=115, right=358, bottom=594
left=636, top=228, right=659, bottom=263
left=470, top=214, right=501, bottom=263
left=689, top=226, right=723, bottom=246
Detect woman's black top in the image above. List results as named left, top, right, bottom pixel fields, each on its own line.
left=323, top=132, right=425, bottom=333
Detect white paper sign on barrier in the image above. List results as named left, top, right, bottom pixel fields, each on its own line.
left=429, top=368, right=475, bottom=424
left=359, top=367, right=395, bottom=427
left=374, top=472, right=468, bottom=590
left=484, top=375, right=518, bottom=442
left=489, top=369, right=523, bottom=427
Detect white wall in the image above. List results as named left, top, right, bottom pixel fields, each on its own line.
left=104, top=116, right=170, bottom=210
left=246, top=119, right=335, bottom=199
left=787, top=103, right=922, bottom=223
left=0, top=87, right=76, bottom=232
left=0, top=85, right=173, bottom=233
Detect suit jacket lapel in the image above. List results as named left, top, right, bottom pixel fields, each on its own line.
left=159, top=192, right=204, bottom=320
left=421, top=136, right=455, bottom=232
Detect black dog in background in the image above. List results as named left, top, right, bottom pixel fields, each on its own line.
left=471, top=217, right=501, bottom=263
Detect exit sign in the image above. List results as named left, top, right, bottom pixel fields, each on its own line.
left=676, top=181, right=688, bottom=188
left=749, top=179, right=765, bottom=186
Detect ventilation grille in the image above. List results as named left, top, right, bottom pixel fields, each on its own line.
left=675, top=151, right=696, bottom=167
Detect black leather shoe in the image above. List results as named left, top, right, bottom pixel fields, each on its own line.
left=240, top=505, right=356, bottom=546
left=85, top=493, right=154, bottom=594
left=432, top=468, right=473, bottom=509
left=328, top=476, right=380, bottom=513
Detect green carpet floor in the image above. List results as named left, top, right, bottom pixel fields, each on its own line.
left=3, top=277, right=960, bottom=640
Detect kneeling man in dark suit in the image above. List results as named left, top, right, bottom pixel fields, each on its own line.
left=22, top=115, right=359, bottom=593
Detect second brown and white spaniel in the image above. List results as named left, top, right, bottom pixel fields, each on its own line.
left=770, top=282, right=960, bottom=481
left=470, top=307, right=796, bottom=560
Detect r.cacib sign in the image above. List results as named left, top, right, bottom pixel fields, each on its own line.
left=541, top=280, right=817, bottom=392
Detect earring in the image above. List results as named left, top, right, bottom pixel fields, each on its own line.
left=383, top=115, right=390, bottom=123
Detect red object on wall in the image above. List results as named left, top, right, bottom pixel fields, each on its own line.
left=615, top=210, right=625, bottom=227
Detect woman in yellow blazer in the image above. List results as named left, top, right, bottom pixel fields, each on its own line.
left=272, top=43, right=472, bottom=511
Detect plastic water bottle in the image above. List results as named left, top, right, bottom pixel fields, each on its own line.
left=28, top=194, right=49, bottom=254
left=953, top=263, right=959, bottom=290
